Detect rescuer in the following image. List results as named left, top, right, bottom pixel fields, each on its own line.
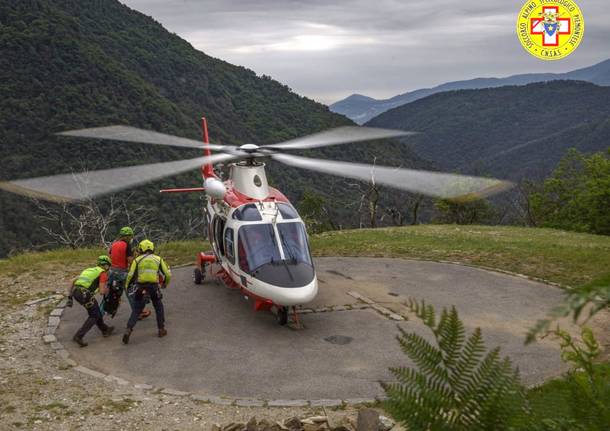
left=106, top=226, right=151, bottom=319
left=122, top=239, right=171, bottom=344
left=70, top=255, right=115, bottom=347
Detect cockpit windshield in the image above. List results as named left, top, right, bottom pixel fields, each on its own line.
left=238, top=224, right=281, bottom=274
left=276, top=222, right=312, bottom=265
left=238, top=222, right=314, bottom=288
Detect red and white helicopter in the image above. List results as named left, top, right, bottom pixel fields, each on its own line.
left=0, top=118, right=512, bottom=325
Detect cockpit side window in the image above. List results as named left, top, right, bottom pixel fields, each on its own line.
left=232, top=204, right=262, bottom=221
left=212, top=215, right=226, bottom=256
left=224, top=227, right=235, bottom=264
left=278, top=203, right=299, bottom=220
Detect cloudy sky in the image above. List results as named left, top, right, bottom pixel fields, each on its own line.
left=121, top=0, right=610, bottom=105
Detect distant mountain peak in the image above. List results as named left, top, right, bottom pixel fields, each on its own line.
left=343, top=94, right=376, bottom=102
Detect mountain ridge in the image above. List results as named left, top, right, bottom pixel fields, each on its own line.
left=365, top=80, right=610, bottom=181
left=332, top=58, right=610, bottom=124
left=0, top=0, right=427, bottom=257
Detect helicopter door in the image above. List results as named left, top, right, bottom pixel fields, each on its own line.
left=212, top=215, right=226, bottom=257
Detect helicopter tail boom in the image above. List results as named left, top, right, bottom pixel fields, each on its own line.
left=159, top=187, right=206, bottom=194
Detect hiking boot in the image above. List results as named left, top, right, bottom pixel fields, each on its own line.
left=158, top=328, right=167, bottom=338
left=73, top=335, right=88, bottom=348
left=122, top=329, right=132, bottom=345
left=138, top=309, right=152, bottom=320
left=102, top=326, right=115, bottom=337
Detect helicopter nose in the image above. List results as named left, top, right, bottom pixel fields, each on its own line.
left=251, top=277, right=318, bottom=307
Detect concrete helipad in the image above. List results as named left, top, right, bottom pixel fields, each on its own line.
left=56, top=258, right=571, bottom=401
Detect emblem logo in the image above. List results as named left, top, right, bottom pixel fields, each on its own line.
left=517, top=0, right=585, bottom=60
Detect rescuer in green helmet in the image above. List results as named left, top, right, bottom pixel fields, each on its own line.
left=123, top=239, right=171, bottom=344
left=69, top=255, right=115, bottom=347
left=105, top=226, right=151, bottom=319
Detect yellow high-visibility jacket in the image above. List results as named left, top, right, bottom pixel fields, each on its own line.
left=126, top=253, right=171, bottom=287
left=74, top=266, right=107, bottom=293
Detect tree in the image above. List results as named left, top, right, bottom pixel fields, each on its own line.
left=434, top=198, right=495, bottom=225
left=511, top=179, right=542, bottom=227
left=382, top=193, right=426, bottom=226
left=530, top=148, right=610, bottom=235
left=298, top=189, right=336, bottom=233
left=33, top=197, right=120, bottom=249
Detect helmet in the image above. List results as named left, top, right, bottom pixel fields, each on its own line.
left=97, top=255, right=111, bottom=266
left=139, top=239, right=155, bottom=253
left=119, top=226, right=134, bottom=237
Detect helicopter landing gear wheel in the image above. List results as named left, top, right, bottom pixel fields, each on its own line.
left=277, top=306, right=288, bottom=326
left=193, top=266, right=204, bottom=285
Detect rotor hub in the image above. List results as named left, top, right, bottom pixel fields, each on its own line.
left=239, top=143, right=260, bottom=153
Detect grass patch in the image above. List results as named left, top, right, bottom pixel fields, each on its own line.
left=2, top=404, right=16, bottom=414
left=83, top=397, right=139, bottom=415
left=311, top=225, right=610, bottom=287
left=35, top=402, right=70, bottom=413
left=0, top=240, right=208, bottom=277
left=3, top=226, right=609, bottom=287
left=106, top=397, right=138, bottom=413
left=0, top=240, right=208, bottom=308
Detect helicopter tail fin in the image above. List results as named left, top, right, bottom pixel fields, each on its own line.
left=201, top=116, right=215, bottom=178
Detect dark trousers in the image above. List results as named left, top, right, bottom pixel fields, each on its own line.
left=127, top=284, right=165, bottom=330
left=73, top=288, right=108, bottom=338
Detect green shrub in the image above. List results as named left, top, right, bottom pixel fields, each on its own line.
left=548, top=327, right=610, bottom=430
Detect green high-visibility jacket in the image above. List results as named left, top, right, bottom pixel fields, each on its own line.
left=74, top=266, right=106, bottom=293
left=125, top=253, right=171, bottom=287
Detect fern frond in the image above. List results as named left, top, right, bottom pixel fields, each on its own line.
left=384, top=299, right=529, bottom=431
left=451, top=327, right=486, bottom=395
left=437, top=306, right=466, bottom=370
left=406, top=298, right=436, bottom=328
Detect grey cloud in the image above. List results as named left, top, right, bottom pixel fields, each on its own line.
left=121, top=0, right=610, bottom=104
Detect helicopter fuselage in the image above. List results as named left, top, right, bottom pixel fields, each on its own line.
left=198, top=161, right=318, bottom=312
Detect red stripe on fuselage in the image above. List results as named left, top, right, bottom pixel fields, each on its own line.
left=217, top=265, right=275, bottom=310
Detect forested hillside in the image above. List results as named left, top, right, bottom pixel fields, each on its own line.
left=366, top=81, right=610, bottom=180
left=0, top=0, right=425, bottom=257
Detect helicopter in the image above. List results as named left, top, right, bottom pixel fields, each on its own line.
left=0, top=118, right=512, bottom=325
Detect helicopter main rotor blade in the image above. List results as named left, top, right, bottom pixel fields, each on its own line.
left=271, top=153, right=513, bottom=200
left=0, top=153, right=237, bottom=202
left=262, top=126, right=415, bottom=151
left=58, top=125, right=232, bottom=151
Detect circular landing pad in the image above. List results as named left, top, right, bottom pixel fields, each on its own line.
left=57, top=258, right=570, bottom=400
